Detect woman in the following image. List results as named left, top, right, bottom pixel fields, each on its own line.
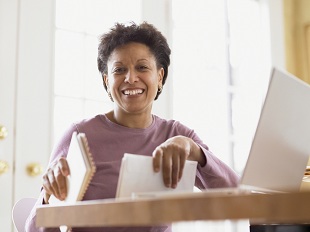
left=26, top=22, right=239, bottom=232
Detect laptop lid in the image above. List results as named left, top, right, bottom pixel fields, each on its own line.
left=240, top=67, right=310, bottom=192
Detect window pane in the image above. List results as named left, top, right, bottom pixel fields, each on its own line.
left=54, top=30, right=84, bottom=98
left=83, top=35, right=107, bottom=101
left=83, top=0, right=142, bottom=35
left=228, top=0, right=271, bottom=173
left=172, top=0, right=231, bottom=164
left=56, top=0, right=85, bottom=32
left=53, top=96, right=84, bottom=142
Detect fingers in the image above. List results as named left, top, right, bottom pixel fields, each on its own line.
left=153, top=143, right=187, bottom=189
left=178, top=153, right=186, bottom=181
left=55, top=165, right=68, bottom=200
left=152, top=148, right=162, bottom=173
left=42, top=157, right=70, bottom=201
left=56, top=158, right=70, bottom=199
left=58, top=157, right=70, bottom=176
left=170, top=154, right=180, bottom=188
left=153, top=147, right=173, bottom=188
left=49, top=166, right=61, bottom=198
left=43, top=192, right=51, bottom=204
left=42, top=172, right=55, bottom=200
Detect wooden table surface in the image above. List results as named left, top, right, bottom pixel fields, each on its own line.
left=36, top=191, right=310, bottom=228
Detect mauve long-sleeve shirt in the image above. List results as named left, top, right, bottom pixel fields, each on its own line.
left=25, top=114, right=239, bottom=232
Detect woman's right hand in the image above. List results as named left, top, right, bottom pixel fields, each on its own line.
left=42, top=157, right=70, bottom=204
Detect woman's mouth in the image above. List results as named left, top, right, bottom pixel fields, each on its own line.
left=122, top=89, right=144, bottom=96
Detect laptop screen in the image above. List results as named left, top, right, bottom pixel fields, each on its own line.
left=240, top=67, right=310, bottom=192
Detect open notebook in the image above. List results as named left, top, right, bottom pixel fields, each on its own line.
left=49, top=132, right=96, bottom=205
left=116, top=153, right=198, bottom=198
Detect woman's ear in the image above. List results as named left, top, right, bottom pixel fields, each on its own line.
left=103, top=74, right=109, bottom=89
left=158, top=68, right=164, bottom=86
left=104, top=74, right=114, bottom=102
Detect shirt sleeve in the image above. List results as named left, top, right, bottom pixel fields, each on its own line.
left=25, top=190, right=60, bottom=232
left=195, top=146, right=240, bottom=189
left=171, top=120, right=240, bottom=189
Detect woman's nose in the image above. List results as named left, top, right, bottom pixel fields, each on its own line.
left=124, top=70, right=139, bottom=84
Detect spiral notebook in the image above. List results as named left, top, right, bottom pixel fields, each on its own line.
left=49, top=132, right=96, bottom=205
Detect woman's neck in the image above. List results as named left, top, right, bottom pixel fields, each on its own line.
left=106, top=110, right=153, bottom=129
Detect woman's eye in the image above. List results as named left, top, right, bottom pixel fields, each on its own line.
left=137, top=66, right=148, bottom=71
left=113, top=67, right=125, bottom=74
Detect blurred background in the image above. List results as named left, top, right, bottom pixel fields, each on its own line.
left=1, top=0, right=310, bottom=231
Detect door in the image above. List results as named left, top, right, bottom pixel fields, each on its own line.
left=0, top=1, right=19, bottom=231
left=0, top=0, right=54, bottom=231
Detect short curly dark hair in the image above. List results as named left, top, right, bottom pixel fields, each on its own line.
left=97, top=21, right=171, bottom=100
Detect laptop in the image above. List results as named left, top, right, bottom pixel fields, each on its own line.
left=235, top=67, right=310, bottom=193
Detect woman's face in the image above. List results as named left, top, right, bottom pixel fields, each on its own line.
left=104, top=42, right=164, bottom=116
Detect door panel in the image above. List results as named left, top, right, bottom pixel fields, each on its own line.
left=0, top=0, right=18, bottom=231
left=14, top=0, right=54, bottom=202
left=0, top=0, right=54, bottom=231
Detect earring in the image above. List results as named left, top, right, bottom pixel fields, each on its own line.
left=107, top=90, right=114, bottom=102
left=158, top=86, right=163, bottom=93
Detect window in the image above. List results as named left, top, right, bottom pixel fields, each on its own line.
left=227, top=0, right=271, bottom=173
left=171, top=0, right=271, bottom=175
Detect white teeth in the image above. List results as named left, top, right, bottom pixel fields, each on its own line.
left=123, top=89, right=143, bottom=95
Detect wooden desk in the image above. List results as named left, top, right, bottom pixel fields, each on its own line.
left=36, top=191, right=310, bottom=228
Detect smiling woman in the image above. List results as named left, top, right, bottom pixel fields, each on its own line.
left=48, top=0, right=278, bottom=232
left=25, top=22, right=239, bottom=232
left=103, top=42, right=164, bottom=128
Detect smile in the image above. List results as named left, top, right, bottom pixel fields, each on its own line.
left=122, top=89, right=144, bottom=96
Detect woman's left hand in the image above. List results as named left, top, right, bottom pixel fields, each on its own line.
left=152, top=135, right=206, bottom=188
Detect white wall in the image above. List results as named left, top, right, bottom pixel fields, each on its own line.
left=262, top=0, right=286, bottom=68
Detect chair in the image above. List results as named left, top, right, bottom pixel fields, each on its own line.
left=12, top=198, right=37, bottom=232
